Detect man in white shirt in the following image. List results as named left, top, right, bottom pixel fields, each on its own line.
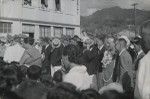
left=4, top=37, right=25, bottom=63
left=134, top=21, right=150, bottom=99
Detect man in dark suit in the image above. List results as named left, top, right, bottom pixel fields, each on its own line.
left=131, top=36, right=145, bottom=71
left=41, top=37, right=52, bottom=74
left=50, top=38, right=64, bottom=76
left=91, top=37, right=106, bottom=91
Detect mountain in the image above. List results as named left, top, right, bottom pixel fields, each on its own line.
left=81, top=6, right=150, bottom=36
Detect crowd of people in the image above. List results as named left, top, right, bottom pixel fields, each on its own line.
left=0, top=21, right=150, bottom=99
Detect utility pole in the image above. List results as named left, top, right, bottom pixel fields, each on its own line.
left=131, top=3, right=138, bottom=35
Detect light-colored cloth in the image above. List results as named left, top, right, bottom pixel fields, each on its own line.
left=63, top=65, right=92, bottom=90
left=134, top=51, right=150, bottom=99
left=20, top=47, right=42, bottom=67
left=99, top=83, right=124, bottom=94
left=51, top=66, right=62, bottom=77
left=4, top=43, right=25, bottom=63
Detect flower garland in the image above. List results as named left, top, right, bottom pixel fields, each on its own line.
left=101, top=51, right=113, bottom=68
left=101, top=51, right=114, bottom=83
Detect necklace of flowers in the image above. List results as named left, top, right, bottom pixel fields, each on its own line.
left=101, top=51, right=113, bottom=68
left=102, top=59, right=116, bottom=83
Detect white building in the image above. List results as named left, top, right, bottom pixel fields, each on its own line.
left=0, top=0, right=80, bottom=40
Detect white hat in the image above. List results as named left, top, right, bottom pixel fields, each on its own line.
left=52, top=38, right=61, bottom=48
left=119, top=35, right=130, bottom=46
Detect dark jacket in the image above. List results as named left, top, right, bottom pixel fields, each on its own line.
left=80, top=45, right=105, bottom=75
left=134, top=51, right=145, bottom=71
left=51, top=44, right=64, bottom=66
left=42, top=45, right=52, bottom=67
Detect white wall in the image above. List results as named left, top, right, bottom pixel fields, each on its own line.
left=1, top=0, right=80, bottom=26
left=0, top=0, right=80, bottom=39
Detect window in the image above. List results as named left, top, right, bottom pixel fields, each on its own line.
left=22, top=24, right=34, bottom=33
left=66, top=28, right=74, bottom=37
left=0, top=22, right=12, bottom=34
left=24, top=0, right=32, bottom=6
left=55, top=0, right=61, bottom=11
left=41, top=0, right=48, bottom=8
left=40, top=26, right=51, bottom=37
left=22, top=24, right=35, bottom=38
left=54, top=27, right=63, bottom=38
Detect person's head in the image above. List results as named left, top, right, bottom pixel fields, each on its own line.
left=139, top=21, right=150, bottom=53
left=62, top=45, right=79, bottom=71
left=40, top=37, right=50, bottom=46
left=22, top=37, right=34, bottom=49
left=100, top=90, right=124, bottom=99
left=105, top=37, right=115, bottom=51
left=83, top=39, right=94, bottom=49
left=15, top=80, right=47, bottom=99
left=52, top=38, right=61, bottom=49
left=0, top=89, right=23, bottom=99
left=81, top=89, right=101, bottom=99
left=47, top=82, right=80, bottom=99
left=115, top=37, right=128, bottom=52
left=53, top=70, right=63, bottom=83
left=61, top=35, right=71, bottom=46
left=1, top=68, right=18, bottom=90
left=13, top=36, right=22, bottom=45
left=96, top=36, right=105, bottom=48
left=27, top=65, right=42, bottom=80
left=40, top=74, right=54, bottom=88
left=131, top=36, right=142, bottom=52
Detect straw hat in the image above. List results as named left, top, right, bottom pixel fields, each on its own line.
left=52, top=38, right=61, bottom=48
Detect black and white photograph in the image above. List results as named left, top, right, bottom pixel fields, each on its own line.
left=0, top=0, right=150, bottom=99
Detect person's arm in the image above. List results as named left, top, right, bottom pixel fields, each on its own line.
left=19, top=51, right=30, bottom=65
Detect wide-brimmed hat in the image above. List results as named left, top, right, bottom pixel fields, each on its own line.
left=52, top=38, right=61, bottom=48
left=118, top=35, right=130, bottom=46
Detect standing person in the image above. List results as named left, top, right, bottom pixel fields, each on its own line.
left=20, top=37, right=42, bottom=67
left=80, top=38, right=98, bottom=75
left=134, top=21, right=150, bottom=99
left=131, top=36, right=145, bottom=71
left=34, top=40, right=42, bottom=53
left=41, top=37, right=52, bottom=74
left=4, top=36, right=25, bottom=63
left=51, top=38, right=64, bottom=76
left=91, top=36, right=106, bottom=91
left=101, top=37, right=116, bottom=86
left=115, top=36, right=133, bottom=93
left=0, top=40, right=6, bottom=60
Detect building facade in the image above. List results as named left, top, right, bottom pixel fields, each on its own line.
left=0, top=0, right=80, bottom=40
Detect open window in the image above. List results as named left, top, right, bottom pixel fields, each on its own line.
left=41, top=0, right=48, bottom=8
left=24, top=0, right=32, bottom=6
left=55, top=0, right=61, bottom=11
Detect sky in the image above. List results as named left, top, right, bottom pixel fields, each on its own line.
left=80, top=0, right=150, bottom=16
